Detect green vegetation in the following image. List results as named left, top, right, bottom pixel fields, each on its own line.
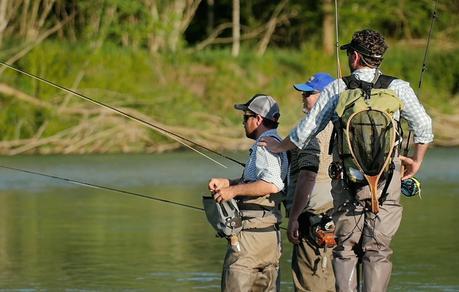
left=0, top=40, right=458, bottom=153
left=0, top=0, right=458, bottom=153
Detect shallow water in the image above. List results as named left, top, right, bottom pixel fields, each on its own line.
left=0, top=148, right=458, bottom=290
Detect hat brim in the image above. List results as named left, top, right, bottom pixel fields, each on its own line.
left=339, top=42, right=383, bottom=59
left=340, top=43, right=351, bottom=50
left=234, top=104, right=249, bottom=111
left=293, top=83, right=316, bottom=92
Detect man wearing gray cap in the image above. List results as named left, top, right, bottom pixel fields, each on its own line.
left=260, top=29, right=433, bottom=291
left=208, top=94, right=289, bottom=291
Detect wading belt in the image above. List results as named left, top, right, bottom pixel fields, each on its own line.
left=238, top=203, right=274, bottom=211
left=243, top=224, right=280, bottom=233
left=237, top=202, right=279, bottom=232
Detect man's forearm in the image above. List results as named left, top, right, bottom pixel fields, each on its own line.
left=413, top=143, right=429, bottom=163
left=281, top=136, right=298, bottom=152
left=229, top=178, right=241, bottom=186
left=231, top=180, right=279, bottom=197
left=289, top=170, right=317, bottom=220
left=260, top=135, right=298, bottom=154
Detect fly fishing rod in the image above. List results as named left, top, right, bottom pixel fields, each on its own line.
left=0, top=61, right=245, bottom=168
left=333, top=1, right=362, bottom=288
left=0, top=164, right=287, bottom=230
left=403, top=0, right=438, bottom=156
left=0, top=164, right=204, bottom=211
left=334, top=0, right=342, bottom=80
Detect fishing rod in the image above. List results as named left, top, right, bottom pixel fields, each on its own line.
left=0, top=164, right=204, bottom=211
left=0, top=61, right=245, bottom=168
left=334, top=0, right=342, bottom=80
left=403, top=0, right=438, bottom=156
left=333, top=1, right=364, bottom=289
left=0, top=164, right=288, bottom=231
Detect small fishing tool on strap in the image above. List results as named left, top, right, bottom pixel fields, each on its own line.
left=202, top=196, right=243, bottom=252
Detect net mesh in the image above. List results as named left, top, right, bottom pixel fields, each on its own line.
left=348, top=110, right=393, bottom=176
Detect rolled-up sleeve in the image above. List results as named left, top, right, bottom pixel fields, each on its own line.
left=296, top=136, right=321, bottom=172
left=253, top=145, right=285, bottom=191
left=391, top=79, right=434, bottom=144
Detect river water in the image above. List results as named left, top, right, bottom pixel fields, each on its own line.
left=0, top=148, right=458, bottom=291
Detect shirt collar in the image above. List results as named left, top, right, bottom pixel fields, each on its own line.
left=351, top=67, right=382, bottom=82
left=352, top=67, right=376, bottom=77
left=256, top=129, right=279, bottom=142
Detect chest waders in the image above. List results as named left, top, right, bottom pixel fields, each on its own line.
left=203, top=135, right=285, bottom=251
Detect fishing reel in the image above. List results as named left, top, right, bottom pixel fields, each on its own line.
left=310, top=215, right=336, bottom=248
left=401, top=177, right=421, bottom=198
left=328, top=161, right=343, bottom=179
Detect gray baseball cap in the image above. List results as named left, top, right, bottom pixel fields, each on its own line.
left=234, top=94, right=280, bottom=122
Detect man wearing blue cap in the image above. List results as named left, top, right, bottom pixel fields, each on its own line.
left=260, top=29, right=433, bottom=291
left=286, top=73, right=336, bottom=292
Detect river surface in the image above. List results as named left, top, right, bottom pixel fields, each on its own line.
left=0, top=148, right=458, bottom=291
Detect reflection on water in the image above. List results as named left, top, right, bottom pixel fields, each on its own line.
left=0, top=148, right=458, bottom=290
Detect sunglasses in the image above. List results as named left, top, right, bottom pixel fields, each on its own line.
left=302, top=91, right=318, bottom=97
left=243, top=114, right=257, bottom=122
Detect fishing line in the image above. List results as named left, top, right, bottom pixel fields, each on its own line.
left=0, top=61, right=245, bottom=168
left=0, top=164, right=287, bottom=230
left=404, top=0, right=438, bottom=156
left=0, top=164, right=204, bottom=211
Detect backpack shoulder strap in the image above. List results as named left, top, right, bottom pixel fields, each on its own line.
left=374, top=74, right=397, bottom=89
left=342, top=75, right=360, bottom=89
left=342, top=75, right=373, bottom=99
left=343, top=74, right=397, bottom=89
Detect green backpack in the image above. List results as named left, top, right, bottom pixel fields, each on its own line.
left=334, top=74, right=404, bottom=213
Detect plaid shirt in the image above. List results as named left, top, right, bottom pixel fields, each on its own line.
left=290, top=67, right=434, bottom=149
left=242, top=129, right=289, bottom=191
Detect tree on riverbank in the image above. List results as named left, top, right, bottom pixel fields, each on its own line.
left=1, top=1, right=457, bottom=52
left=0, top=1, right=458, bottom=154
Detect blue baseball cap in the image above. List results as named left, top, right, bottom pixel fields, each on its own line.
left=293, top=73, right=335, bottom=92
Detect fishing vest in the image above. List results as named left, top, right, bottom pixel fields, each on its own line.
left=332, top=73, right=404, bottom=213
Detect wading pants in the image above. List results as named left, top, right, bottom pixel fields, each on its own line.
left=221, top=229, right=281, bottom=292
left=331, top=159, right=403, bottom=292
left=291, top=235, right=335, bottom=292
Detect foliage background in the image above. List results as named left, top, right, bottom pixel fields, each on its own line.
left=0, top=0, right=458, bottom=154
